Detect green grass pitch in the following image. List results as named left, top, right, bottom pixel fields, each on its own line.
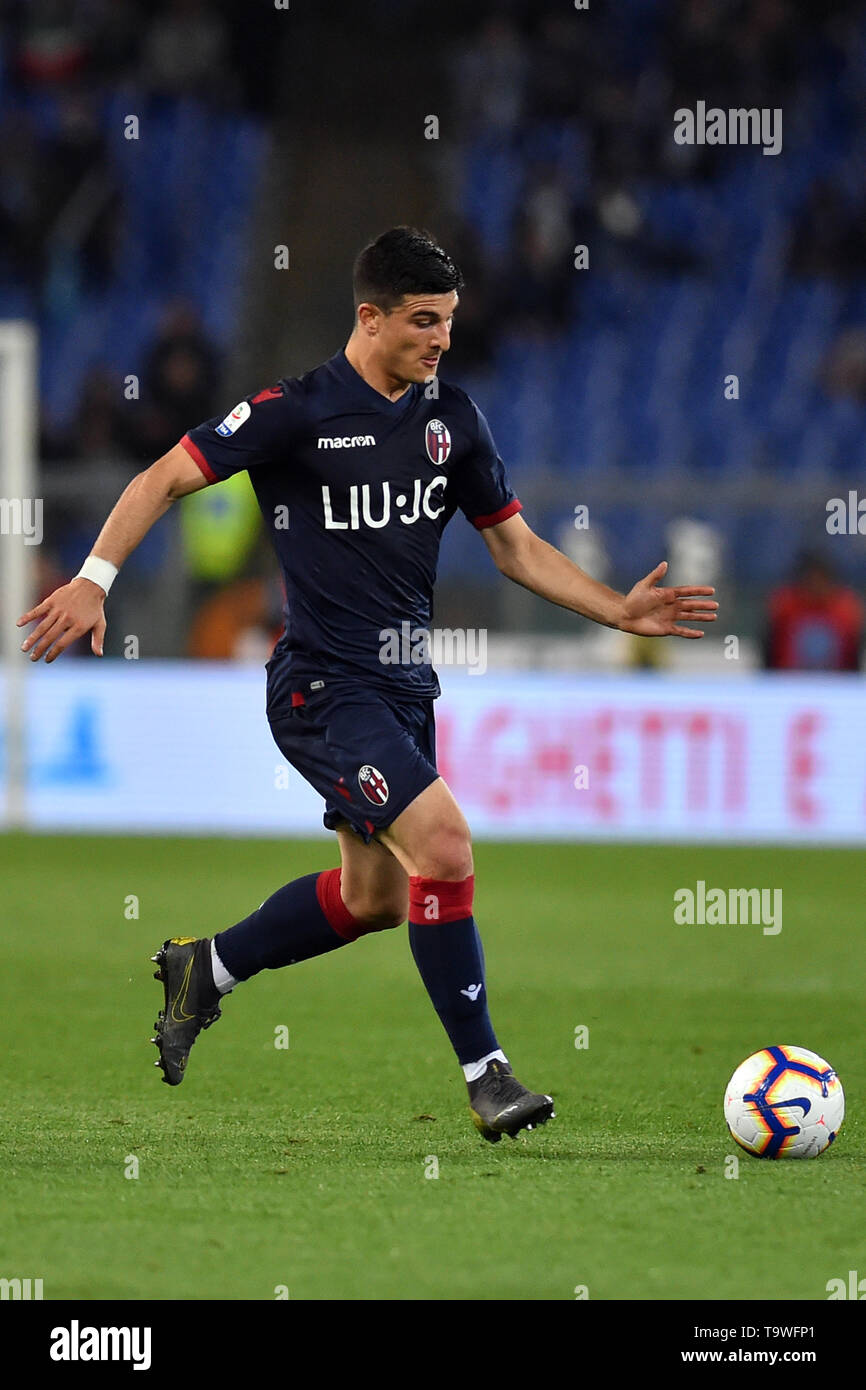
left=0, top=833, right=861, bottom=1301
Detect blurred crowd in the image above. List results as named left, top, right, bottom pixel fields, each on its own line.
left=41, top=300, right=220, bottom=464
left=0, top=0, right=283, bottom=290
left=443, top=0, right=866, bottom=368
left=0, top=0, right=281, bottom=109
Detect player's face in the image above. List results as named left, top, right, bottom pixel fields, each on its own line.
left=379, top=291, right=458, bottom=386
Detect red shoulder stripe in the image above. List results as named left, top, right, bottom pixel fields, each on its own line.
left=251, top=385, right=283, bottom=405
left=179, top=433, right=219, bottom=484
left=471, top=498, right=522, bottom=531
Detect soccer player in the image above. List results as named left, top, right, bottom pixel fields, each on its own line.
left=18, top=228, right=718, bottom=1141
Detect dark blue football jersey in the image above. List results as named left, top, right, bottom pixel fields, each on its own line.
left=181, top=349, right=521, bottom=696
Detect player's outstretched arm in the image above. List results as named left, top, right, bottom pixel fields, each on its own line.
left=482, top=512, right=718, bottom=638
left=17, top=442, right=210, bottom=663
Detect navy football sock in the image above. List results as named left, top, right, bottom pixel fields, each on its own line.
left=408, top=875, right=500, bottom=1066
left=214, top=869, right=360, bottom=982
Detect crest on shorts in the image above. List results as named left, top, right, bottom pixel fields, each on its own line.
left=425, top=418, right=451, bottom=465
left=358, top=764, right=389, bottom=805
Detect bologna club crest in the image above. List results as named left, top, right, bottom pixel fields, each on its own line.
left=425, top=418, right=452, bottom=465
left=358, top=765, right=389, bottom=805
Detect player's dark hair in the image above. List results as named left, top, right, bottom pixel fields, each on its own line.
left=353, top=227, right=463, bottom=312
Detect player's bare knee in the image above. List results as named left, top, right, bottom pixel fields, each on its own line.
left=362, top=900, right=407, bottom=931
left=343, top=890, right=407, bottom=931
left=366, top=904, right=407, bottom=931
left=418, top=827, right=473, bottom=882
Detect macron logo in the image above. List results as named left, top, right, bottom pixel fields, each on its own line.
left=461, top=984, right=482, bottom=1002
left=318, top=435, right=376, bottom=449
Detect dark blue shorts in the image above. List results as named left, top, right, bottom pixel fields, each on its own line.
left=265, top=661, right=439, bottom=843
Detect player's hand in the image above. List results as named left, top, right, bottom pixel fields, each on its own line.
left=17, top=578, right=107, bottom=662
left=618, top=561, right=718, bottom=638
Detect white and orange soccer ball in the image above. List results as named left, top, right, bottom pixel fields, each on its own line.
left=724, top=1045, right=844, bottom=1159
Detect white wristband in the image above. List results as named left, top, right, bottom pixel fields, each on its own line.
left=76, top=556, right=118, bottom=596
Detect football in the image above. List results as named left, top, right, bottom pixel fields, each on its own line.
left=724, top=1045, right=845, bottom=1159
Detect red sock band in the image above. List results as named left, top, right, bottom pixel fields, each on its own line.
left=409, top=874, right=475, bottom=924
left=315, top=867, right=364, bottom=942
